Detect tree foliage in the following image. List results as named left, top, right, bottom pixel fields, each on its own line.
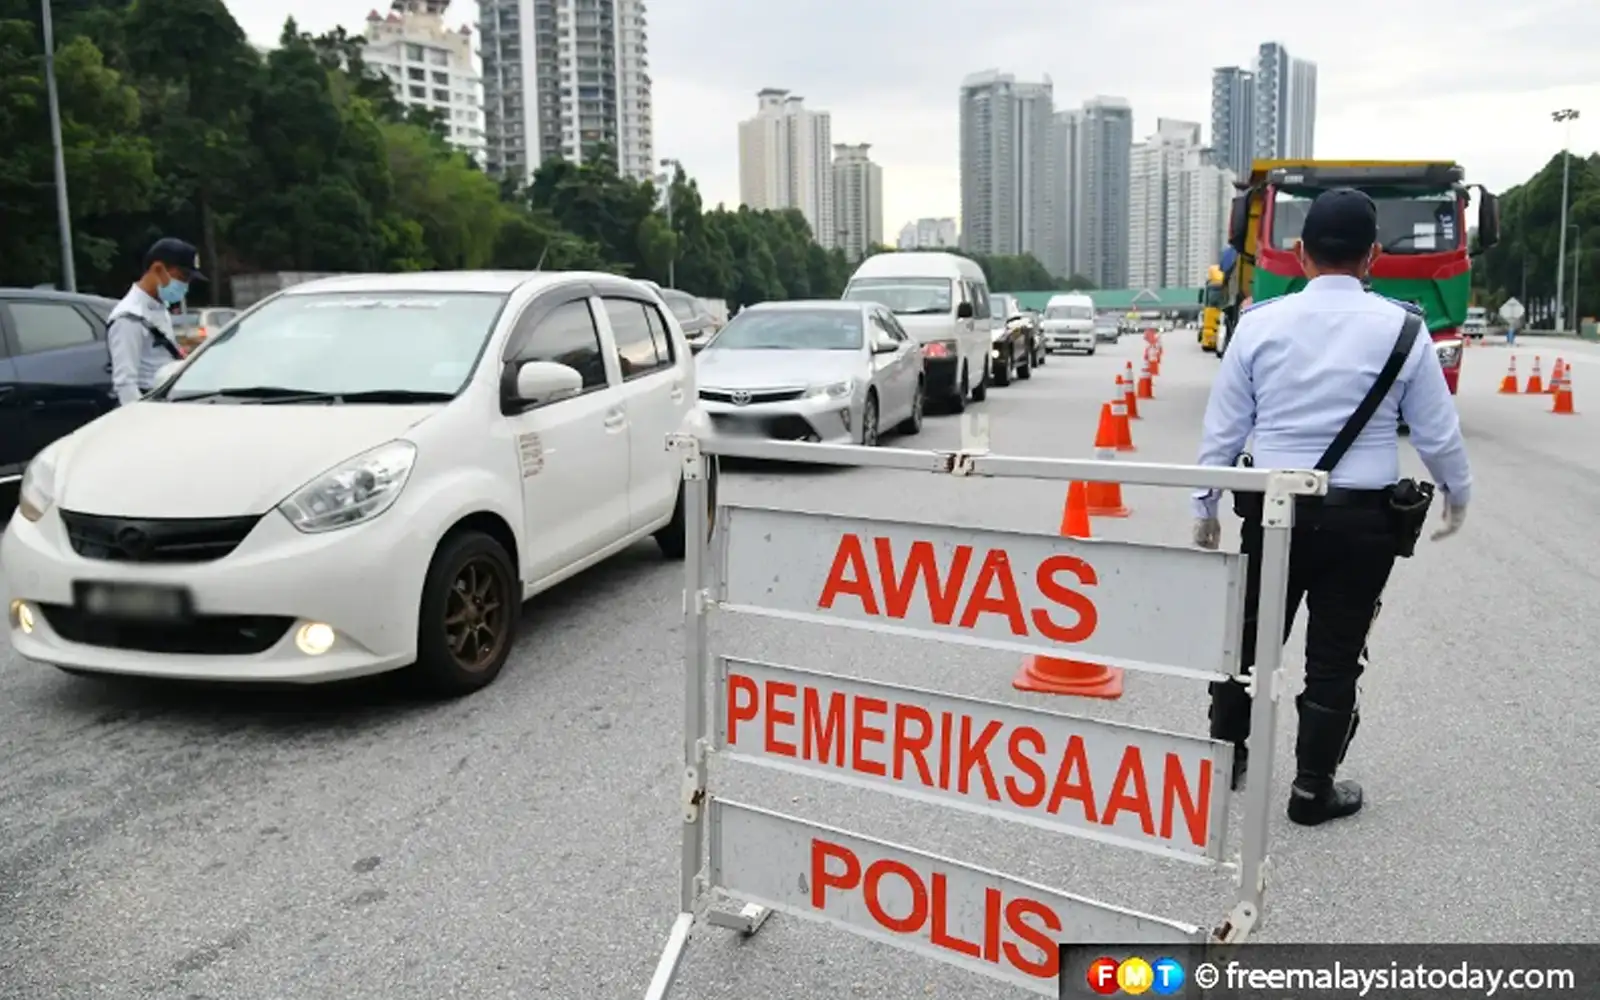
left=1474, top=152, right=1600, bottom=327
left=3, top=0, right=1173, bottom=308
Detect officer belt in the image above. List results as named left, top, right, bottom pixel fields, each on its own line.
left=1301, top=486, right=1393, bottom=510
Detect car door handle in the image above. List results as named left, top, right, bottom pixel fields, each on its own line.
left=103, top=362, right=113, bottom=374
left=669, top=381, right=684, bottom=402
left=604, top=409, right=627, bottom=431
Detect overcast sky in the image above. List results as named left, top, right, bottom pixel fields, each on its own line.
left=239, top=0, right=1597, bottom=237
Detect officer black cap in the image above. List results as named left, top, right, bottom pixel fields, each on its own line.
left=1300, top=188, right=1378, bottom=263
left=143, top=237, right=207, bottom=281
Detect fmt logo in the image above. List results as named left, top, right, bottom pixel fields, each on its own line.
left=1085, top=955, right=1184, bottom=995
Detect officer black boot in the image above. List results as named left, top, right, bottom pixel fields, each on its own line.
left=1287, top=696, right=1364, bottom=826
left=1207, top=680, right=1252, bottom=791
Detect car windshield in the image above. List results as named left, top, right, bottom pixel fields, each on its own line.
left=842, top=277, right=953, bottom=315
left=1271, top=188, right=1462, bottom=254
left=1094, top=317, right=1119, bottom=329
left=160, top=291, right=506, bottom=402
left=662, top=294, right=699, bottom=321
left=1046, top=304, right=1094, bottom=320
left=706, top=309, right=862, bottom=350
left=993, top=296, right=1016, bottom=316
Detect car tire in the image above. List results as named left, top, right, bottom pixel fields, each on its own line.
left=860, top=391, right=880, bottom=447
left=1034, top=340, right=1046, bottom=366
left=995, top=347, right=1013, bottom=387
left=411, top=530, right=520, bottom=697
left=897, top=378, right=925, bottom=435
left=970, top=364, right=988, bottom=403
left=1086, top=344, right=1097, bottom=356
left=656, top=461, right=718, bottom=561
left=949, top=366, right=968, bottom=413
left=1016, top=345, right=1032, bottom=380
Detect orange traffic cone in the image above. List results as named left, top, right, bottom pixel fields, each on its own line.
left=1552, top=369, right=1576, bottom=414
left=1111, top=393, right=1135, bottom=452
left=1086, top=411, right=1130, bottom=518
left=1013, top=481, right=1124, bottom=700
left=1137, top=358, right=1154, bottom=399
left=1121, top=368, right=1140, bottom=419
left=1498, top=356, right=1519, bottom=394
left=1526, top=356, right=1544, bottom=394
left=1151, top=343, right=1163, bottom=376
left=1548, top=358, right=1565, bottom=394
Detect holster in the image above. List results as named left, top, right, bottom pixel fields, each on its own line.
left=1386, top=478, right=1435, bottom=558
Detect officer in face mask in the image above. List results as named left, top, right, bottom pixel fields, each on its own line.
left=107, top=237, right=207, bottom=406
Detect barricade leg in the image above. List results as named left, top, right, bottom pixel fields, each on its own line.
left=1217, top=472, right=1295, bottom=943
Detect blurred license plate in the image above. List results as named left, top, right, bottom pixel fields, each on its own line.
left=73, top=581, right=193, bottom=622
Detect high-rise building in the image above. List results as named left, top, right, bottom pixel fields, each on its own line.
left=897, top=218, right=959, bottom=249
left=832, top=144, right=883, bottom=262
left=738, top=89, right=835, bottom=247
left=1209, top=67, right=1255, bottom=176
left=1129, top=120, right=1234, bottom=289
left=1254, top=42, right=1317, bottom=159
left=1078, top=96, right=1134, bottom=290
left=1045, top=109, right=1082, bottom=280
left=363, top=0, right=485, bottom=163
left=958, top=71, right=1054, bottom=261
left=478, top=0, right=655, bottom=185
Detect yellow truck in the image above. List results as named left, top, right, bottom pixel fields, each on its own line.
left=1197, top=265, right=1225, bottom=352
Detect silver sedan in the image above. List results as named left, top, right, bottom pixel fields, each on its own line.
left=694, top=300, right=925, bottom=446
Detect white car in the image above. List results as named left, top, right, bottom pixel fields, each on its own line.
left=3, top=271, right=701, bottom=696
left=1040, top=292, right=1097, bottom=354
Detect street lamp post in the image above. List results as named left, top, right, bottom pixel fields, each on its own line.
left=42, top=0, right=77, bottom=292
left=1552, top=108, right=1580, bottom=331
left=658, top=157, right=682, bottom=289
left=1571, top=223, right=1581, bottom=331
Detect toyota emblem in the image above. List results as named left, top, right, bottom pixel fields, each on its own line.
left=115, top=525, right=152, bottom=559
left=730, top=390, right=752, bottom=406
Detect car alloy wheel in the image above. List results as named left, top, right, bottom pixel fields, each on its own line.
left=861, top=394, right=879, bottom=446
left=444, top=556, right=511, bottom=672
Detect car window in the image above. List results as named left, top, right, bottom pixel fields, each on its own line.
left=663, top=294, right=697, bottom=322
left=602, top=298, right=673, bottom=380
left=867, top=312, right=898, bottom=347
left=879, top=312, right=909, bottom=341
left=516, top=298, right=608, bottom=390
left=7, top=301, right=99, bottom=356
left=970, top=283, right=992, bottom=320
left=641, top=302, right=677, bottom=364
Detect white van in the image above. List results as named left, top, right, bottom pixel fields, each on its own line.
left=842, top=252, right=992, bottom=411
left=1040, top=292, right=1097, bottom=355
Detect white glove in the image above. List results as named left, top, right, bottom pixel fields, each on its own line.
left=1193, top=517, right=1221, bottom=550
left=1431, top=503, right=1467, bottom=541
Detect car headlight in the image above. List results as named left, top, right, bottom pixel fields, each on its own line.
left=277, top=440, right=417, bottom=534
left=806, top=380, right=855, bottom=401
left=1435, top=341, right=1462, bottom=367
left=16, top=450, right=59, bottom=523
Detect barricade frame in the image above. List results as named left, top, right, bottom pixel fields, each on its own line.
left=644, top=434, right=1326, bottom=1000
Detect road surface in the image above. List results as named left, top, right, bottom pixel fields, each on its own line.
left=2, top=333, right=1595, bottom=999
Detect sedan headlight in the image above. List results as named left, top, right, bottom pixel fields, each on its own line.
left=16, top=451, right=59, bottom=523
left=1435, top=340, right=1462, bottom=368
left=805, top=379, right=855, bottom=401
left=277, top=440, right=417, bottom=534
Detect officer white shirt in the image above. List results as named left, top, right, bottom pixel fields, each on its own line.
left=1192, top=275, right=1473, bottom=520
left=107, top=284, right=179, bottom=406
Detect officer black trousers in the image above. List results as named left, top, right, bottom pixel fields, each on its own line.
left=1209, top=499, right=1398, bottom=751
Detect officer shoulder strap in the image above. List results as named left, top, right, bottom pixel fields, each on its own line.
left=1314, top=311, right=1424, bottom=473
left=108, top=312, right=184, bottom=361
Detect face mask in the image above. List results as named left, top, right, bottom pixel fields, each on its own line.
left=159, top=278, right=189, bottom=305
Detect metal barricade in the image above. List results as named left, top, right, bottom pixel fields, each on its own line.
left=646, top=434, right=1325, bottom=998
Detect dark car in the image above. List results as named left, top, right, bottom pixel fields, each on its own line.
left=987, top=294, right=1037, bottom=387
left=656, top=288, right=722, bottom=352
left=1, top=288, right=119, bottom=521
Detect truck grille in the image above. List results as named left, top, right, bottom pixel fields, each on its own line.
left=59, top=511, right=262, bottom=564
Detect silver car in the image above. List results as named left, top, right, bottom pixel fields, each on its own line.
left=695, top=300, right=925, bottom=446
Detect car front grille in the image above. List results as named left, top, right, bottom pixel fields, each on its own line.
left=699, top=388, right=806, bottom=405
left=59, top=511, right=262, bottom=564
left=36, top=605, right=292, bottom=656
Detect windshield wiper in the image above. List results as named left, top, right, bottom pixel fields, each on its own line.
left=167, top=387, right=454, bottom=404
left=898, top=307, right=950, bottom=315
left=166, top=386, right=329, bottom=402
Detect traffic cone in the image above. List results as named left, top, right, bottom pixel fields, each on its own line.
left=1111, top=392, right=1135, bottom=452
left=1498, top=356, right=1519, bottom=394
left=1086, top=412, right=1130, bottom=517
left=1013, top=481, right=1124, bottom=700
left=1137, top=358, right=1155, bottom=399
left=1151, top=343, right=1163, bottom=376
left=1548, top=358, right=1565, bottom=394
left=1526, top=357, right=1544, bottom=394
left=1552, top=369, right=1576, bottom=414
left=1121, top=368, right=1140, bottom=419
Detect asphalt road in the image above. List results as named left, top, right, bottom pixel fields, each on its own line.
left=2, top=332, right=1597, bottom=999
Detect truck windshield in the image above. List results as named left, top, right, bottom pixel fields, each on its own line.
left=842, top=278, right=953, bottom=315
left=1270, top=189, right=1462, bottom=254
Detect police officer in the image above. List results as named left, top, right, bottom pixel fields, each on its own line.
left=107, top=238, right=205, bottom=406
left=1192, top=188, right=1471, bottom=827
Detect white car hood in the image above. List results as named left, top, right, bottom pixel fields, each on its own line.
left=50, top=402, right=439, bottom=518
left=697, top=349, right=861, bottom=390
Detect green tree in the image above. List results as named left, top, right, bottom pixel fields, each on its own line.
left=1477, top=153, right=1600, bottom=327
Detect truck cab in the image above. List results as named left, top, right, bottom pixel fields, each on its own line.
left=1223, top=160, right=1501, bottom=394
left=1463, top=306, right=1489, bottom=340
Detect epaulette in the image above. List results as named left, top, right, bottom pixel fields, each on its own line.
left=1370, top=292, right=1425, bottom=317
left=1239, top=297, right=1287, bottom=316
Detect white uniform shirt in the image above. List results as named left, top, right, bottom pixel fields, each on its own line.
left=107, top=285, right=179, bottom=405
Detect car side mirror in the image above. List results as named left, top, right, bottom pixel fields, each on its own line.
left=154, top=360, right=185, bottom=386
left=1227, top=195, right=1250, bottom=252
left=1476, top=189, right=1501, bottom=251
left=872, top=340, right=899, bottom=355
left=956, top=301, right=974, bottom=319
left=512, top=360, right=582, bottom=407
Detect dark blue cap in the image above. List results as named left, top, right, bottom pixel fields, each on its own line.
left=143, top=237, right=207, bottom=281
left=1300, top=188, right=1378, bottom=261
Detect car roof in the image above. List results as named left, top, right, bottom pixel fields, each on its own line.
left=848, top=251, right=982, bottom=281
left=0, top=287, right=120, bottom=307
left=745, top=299, right=869, bottom=314
left=279, top=271, right=640, bottom=297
